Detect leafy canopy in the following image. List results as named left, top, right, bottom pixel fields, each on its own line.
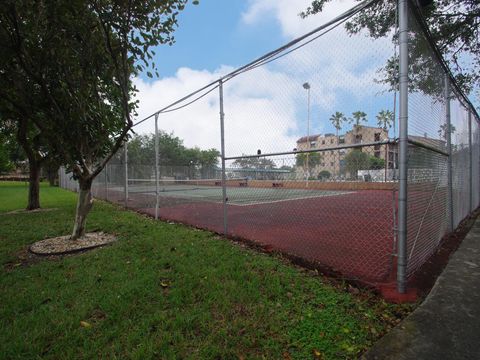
left=0, top=0, right=191, bottom=183
left=116, top=132, right=219, bottom=168
left=301, top=0, right=480, bottom=105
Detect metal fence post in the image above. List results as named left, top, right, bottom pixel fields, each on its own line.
left=397, top=0, right=409, bottom=294
left=104, top=164, right=108, bottom=200
left=154, top=113, right=160, bottom=220
left=124, top=141, right=128, bottom=208
left=445, top=76, right=454, bottom=232
left=219, top=80, right=228, bottom=235
left=468, top=110, right=473, bottom=212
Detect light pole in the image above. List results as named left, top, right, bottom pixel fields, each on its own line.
left=303, top=82, right=311, bottom=187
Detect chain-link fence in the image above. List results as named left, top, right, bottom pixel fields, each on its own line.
left=59, top=0, right=480, bottom=293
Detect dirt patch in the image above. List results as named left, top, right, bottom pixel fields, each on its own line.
left=29, top=232, right=116, bottom=256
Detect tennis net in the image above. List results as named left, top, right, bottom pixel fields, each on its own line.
left=127, top=178, right=249, bottom=193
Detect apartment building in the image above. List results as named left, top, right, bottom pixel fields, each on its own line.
left=296, top=125, right=395, bottom=179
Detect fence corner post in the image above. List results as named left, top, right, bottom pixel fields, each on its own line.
left=468, top=110, right=473, bottom=212
left=397, top=0, right=409, bottom=294
left=445, top=76, right=454, bottom=232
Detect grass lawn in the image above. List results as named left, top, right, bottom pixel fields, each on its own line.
left=0, top=181, right=410, bottom=359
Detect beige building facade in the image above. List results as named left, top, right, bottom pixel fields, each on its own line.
left=296, top=125, right=395, bottom=179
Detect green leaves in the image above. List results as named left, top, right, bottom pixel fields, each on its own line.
left=302, top=1, right=480, bottom=102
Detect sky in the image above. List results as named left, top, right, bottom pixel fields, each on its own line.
left=130, top=0, right=475, bottom=157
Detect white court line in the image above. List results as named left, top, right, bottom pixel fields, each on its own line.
left=158, top=190, right=356, bottom=206
left=111, top=186, right=356, bottom=207
left=225, top=191, right=356, bottom=206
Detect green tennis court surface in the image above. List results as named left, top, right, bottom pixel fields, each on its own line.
left=115, top=180, right=353, bottom=206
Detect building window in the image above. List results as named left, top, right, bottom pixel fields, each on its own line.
left=330, top=151, right=334, bottom=155
left=374, top=144, right=381, bottom=150
left=322, top=140, right=325, bottom=145
left=310, top=141, right=316, bottom=147
left=374, top=133, right=381, bottom=141
left=330, top=138, right=334, bottom=144
left=355, top=134, right=362, bottom=144
left=339, top=136, right=345, bottom=144
left=330, top=162, right=334, bottom=166
left=374, top=151, right=381, bottom=158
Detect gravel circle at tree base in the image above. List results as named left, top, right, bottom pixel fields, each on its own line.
left=29, top=232, right=116, bottom=256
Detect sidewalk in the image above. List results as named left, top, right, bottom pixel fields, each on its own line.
left=365, top=219, right=480, bottom=359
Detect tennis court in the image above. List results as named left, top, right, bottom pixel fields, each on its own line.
left=120, top=178, right=354, bottom=206
left=100, top=178, right=398, bottom=285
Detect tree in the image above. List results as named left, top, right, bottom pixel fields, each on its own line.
left=329, top=111, right=347, bottom=139
left=344, top=149, right=369, bottom=179
left=0, top=117, right=52, bottom=209
left=0, top=134, right=14, bottom=174
left=301, top=1, right=480, bottom=105
left=295, top=152, right=322, bottom=168
left=376, top=109, right=394, bottom=131
left=232, top=156, right=278, bottom=180
left=369, top=156, right=385, bottom=170
left=233, top=157, right=276, bottom=170
left=0, top=60, right=53, bottom=209
left=329, top=111, right=347, bottom=177
left=350, top=111, right=367, bottom=131
left=438, top=123, right=456, bottom=140
left=0, top=0, right=190, bottom=239
left=318, top=170, right=331, bottom=180
left=122, top=132, right=219, bottom=168
left=112, top=132, right=219, bottom=179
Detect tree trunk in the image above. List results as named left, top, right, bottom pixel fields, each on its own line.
left=48, top=174, right=56, bottom=187
left=46, top=165, right=58, bottom=186
left=27, top=159, right=41, bottom=210
left=71, top=178, right=94, bottom=240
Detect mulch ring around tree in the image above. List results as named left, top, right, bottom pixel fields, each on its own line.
left=29, top=232, right=117, bottom=256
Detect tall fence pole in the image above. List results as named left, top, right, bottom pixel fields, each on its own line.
left=468, top=110, right=473, bottom=212
left=154, top=113, right=160, bottom=220
left=445, top=76, right=454, bottom=232
left=397, top=0, right=409, bottom=294
left=219, top=80, right=228, bottom=236
left=104, top=164, right=108, bottom=200
left=124, top=141, right=128, bottom=208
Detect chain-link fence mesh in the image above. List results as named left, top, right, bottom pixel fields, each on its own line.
left=58, top=0, right=480, bottom=290
left=405, top=6, right=450, bottom=276
left=405, top=6, right=480, bottom=277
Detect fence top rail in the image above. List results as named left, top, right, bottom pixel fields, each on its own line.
left=407, top=138, right=449, bottom=157
left=224, top=140, right=395, bottom=160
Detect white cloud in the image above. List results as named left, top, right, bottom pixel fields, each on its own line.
left=132, top=65, right=303, bottom=157
left=131, top=0, right=398, bottom=159
left=242, top=0, right=357, bottom=39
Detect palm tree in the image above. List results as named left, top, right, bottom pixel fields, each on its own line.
left=350, top=111, right=367, bottom=132
left=329, top=111, right=347, bottom=178
left=329, top=111, right=347, bottom=140
left=376, top=110, right=394, bottom=131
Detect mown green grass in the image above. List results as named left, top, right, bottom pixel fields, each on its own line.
left=0, top=181, right=407, bottom=359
